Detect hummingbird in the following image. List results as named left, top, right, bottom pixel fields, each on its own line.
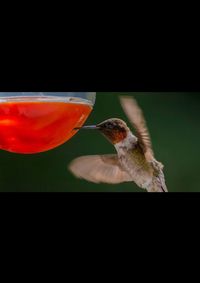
left=68, top=96, right=168, bottom=192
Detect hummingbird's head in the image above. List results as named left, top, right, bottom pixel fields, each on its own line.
left=97, top=118, right=130, bottom=144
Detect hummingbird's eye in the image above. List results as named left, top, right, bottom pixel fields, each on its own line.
left=106, top=122, right=113, bottom=129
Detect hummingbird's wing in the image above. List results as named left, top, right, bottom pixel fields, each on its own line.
left=68, top=154, right=132, bottom=184
left=119, top=96, right=154, bottom=162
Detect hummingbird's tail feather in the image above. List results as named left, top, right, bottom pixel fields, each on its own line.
left=147, top=172, right=168, bottom=192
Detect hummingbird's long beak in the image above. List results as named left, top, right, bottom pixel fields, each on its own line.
left=74, top=125, right=100, bottom=130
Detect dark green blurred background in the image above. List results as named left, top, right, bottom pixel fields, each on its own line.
left=0, top=92, right=199, bottom=192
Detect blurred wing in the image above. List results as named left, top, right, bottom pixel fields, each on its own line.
left=68, top=154, right=132, bottom=184
left=119, top=96, right=154, bottom=161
